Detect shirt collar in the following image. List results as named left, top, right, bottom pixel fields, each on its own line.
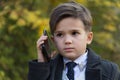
left=63, top=50, right=88, bottom=70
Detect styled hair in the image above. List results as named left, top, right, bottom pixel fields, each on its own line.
left=49, top=1, right=92, bottom=35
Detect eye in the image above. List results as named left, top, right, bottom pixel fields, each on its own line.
left=54, top=32, right=64, bottom=38
left=72, top=31, right=80, bottom=36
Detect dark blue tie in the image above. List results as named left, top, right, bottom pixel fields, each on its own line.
left=66, top=62, right=77, bottom=80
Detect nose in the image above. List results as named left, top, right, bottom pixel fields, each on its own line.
left=64, top=35, right=72, bottom=44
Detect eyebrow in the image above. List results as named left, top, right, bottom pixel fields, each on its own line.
left=54, top=29, right=81, bottom=33
left=70, top=30, right=80, bottom=32
left=54, top=31, right=63, bottom=33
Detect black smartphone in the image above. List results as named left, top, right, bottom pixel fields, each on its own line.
left=41, top=30, right=55, bottom=61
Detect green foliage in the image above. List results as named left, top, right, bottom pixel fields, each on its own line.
left=0, top=0, right=120, bottom=80
left=0, top=0, right=48, bottom=80
left=85, top=0, right=120, bottom=65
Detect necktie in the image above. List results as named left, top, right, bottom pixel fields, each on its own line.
left=66, top=62, right=77, bottom=80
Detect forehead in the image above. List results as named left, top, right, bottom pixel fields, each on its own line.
left=55, top=17, right=85, bottom=31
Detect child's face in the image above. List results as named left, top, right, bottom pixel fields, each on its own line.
left=53, top=17, right=93, bottom=60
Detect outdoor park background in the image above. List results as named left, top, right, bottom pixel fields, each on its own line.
left=0, top=0, right=120, bottom=80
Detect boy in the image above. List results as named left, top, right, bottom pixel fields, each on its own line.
left=28, top=2, right=120, bottom=80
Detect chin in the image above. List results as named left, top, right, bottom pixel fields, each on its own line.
left=64, top=54, right=77, bottom=60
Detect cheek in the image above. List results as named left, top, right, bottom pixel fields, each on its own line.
left=54, top=42, right=63, bottom=53
left=75, top=36, right=88, bottom=45
left=76, top=35, right=87, bottom=41
left=54, top=39, right=62, bottom=49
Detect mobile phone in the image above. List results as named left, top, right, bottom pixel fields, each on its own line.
left=41, top=30, right=52, bottom=62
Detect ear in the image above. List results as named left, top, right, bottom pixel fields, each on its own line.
left=87, top=32, right=93, bottom=44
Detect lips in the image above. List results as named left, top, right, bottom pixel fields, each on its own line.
left=64, top=47, right=74, bottom=52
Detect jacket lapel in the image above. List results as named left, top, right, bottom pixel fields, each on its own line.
left=85, top=48, right=102, bottom=80
left=86, top=68, right=101, bottom=80
left=51, top=55, right=64, bottom=80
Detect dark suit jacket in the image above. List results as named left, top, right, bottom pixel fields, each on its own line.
left=28, top=48, right=120, bottom=80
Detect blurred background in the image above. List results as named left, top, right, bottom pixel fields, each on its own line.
left=0, top=0, right=120, bottom=80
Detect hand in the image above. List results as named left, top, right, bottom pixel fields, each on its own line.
left=36, top=35, right=48, bottom=62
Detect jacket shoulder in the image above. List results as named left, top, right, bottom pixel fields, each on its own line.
left=100, top=59, right=120, bottom=79
left=101, top=59, right=119, bottom=71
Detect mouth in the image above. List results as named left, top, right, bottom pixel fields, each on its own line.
left=64, top=47, right=74, bottom=52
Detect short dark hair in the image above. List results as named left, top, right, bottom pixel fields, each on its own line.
left=49, top=1, right=92, bottom=35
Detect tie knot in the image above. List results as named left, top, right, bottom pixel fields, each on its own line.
left=66, top=62, right=77, bottom=69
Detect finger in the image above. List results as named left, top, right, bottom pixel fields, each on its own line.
left=37, top=41, right=44, bottom=48
left=37, top=35, right=48, bottom=44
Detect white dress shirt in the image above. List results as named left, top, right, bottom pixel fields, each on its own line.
left=62, top=51, right=88, bottom=80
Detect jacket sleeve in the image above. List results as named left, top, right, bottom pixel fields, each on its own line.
left=113, top=63, right=120, bottom=80
left=108, top=62, right=120, bottom=80
left=28, top=60, right=50, bottom=80
left=101, top=60, right=120, bottom=80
